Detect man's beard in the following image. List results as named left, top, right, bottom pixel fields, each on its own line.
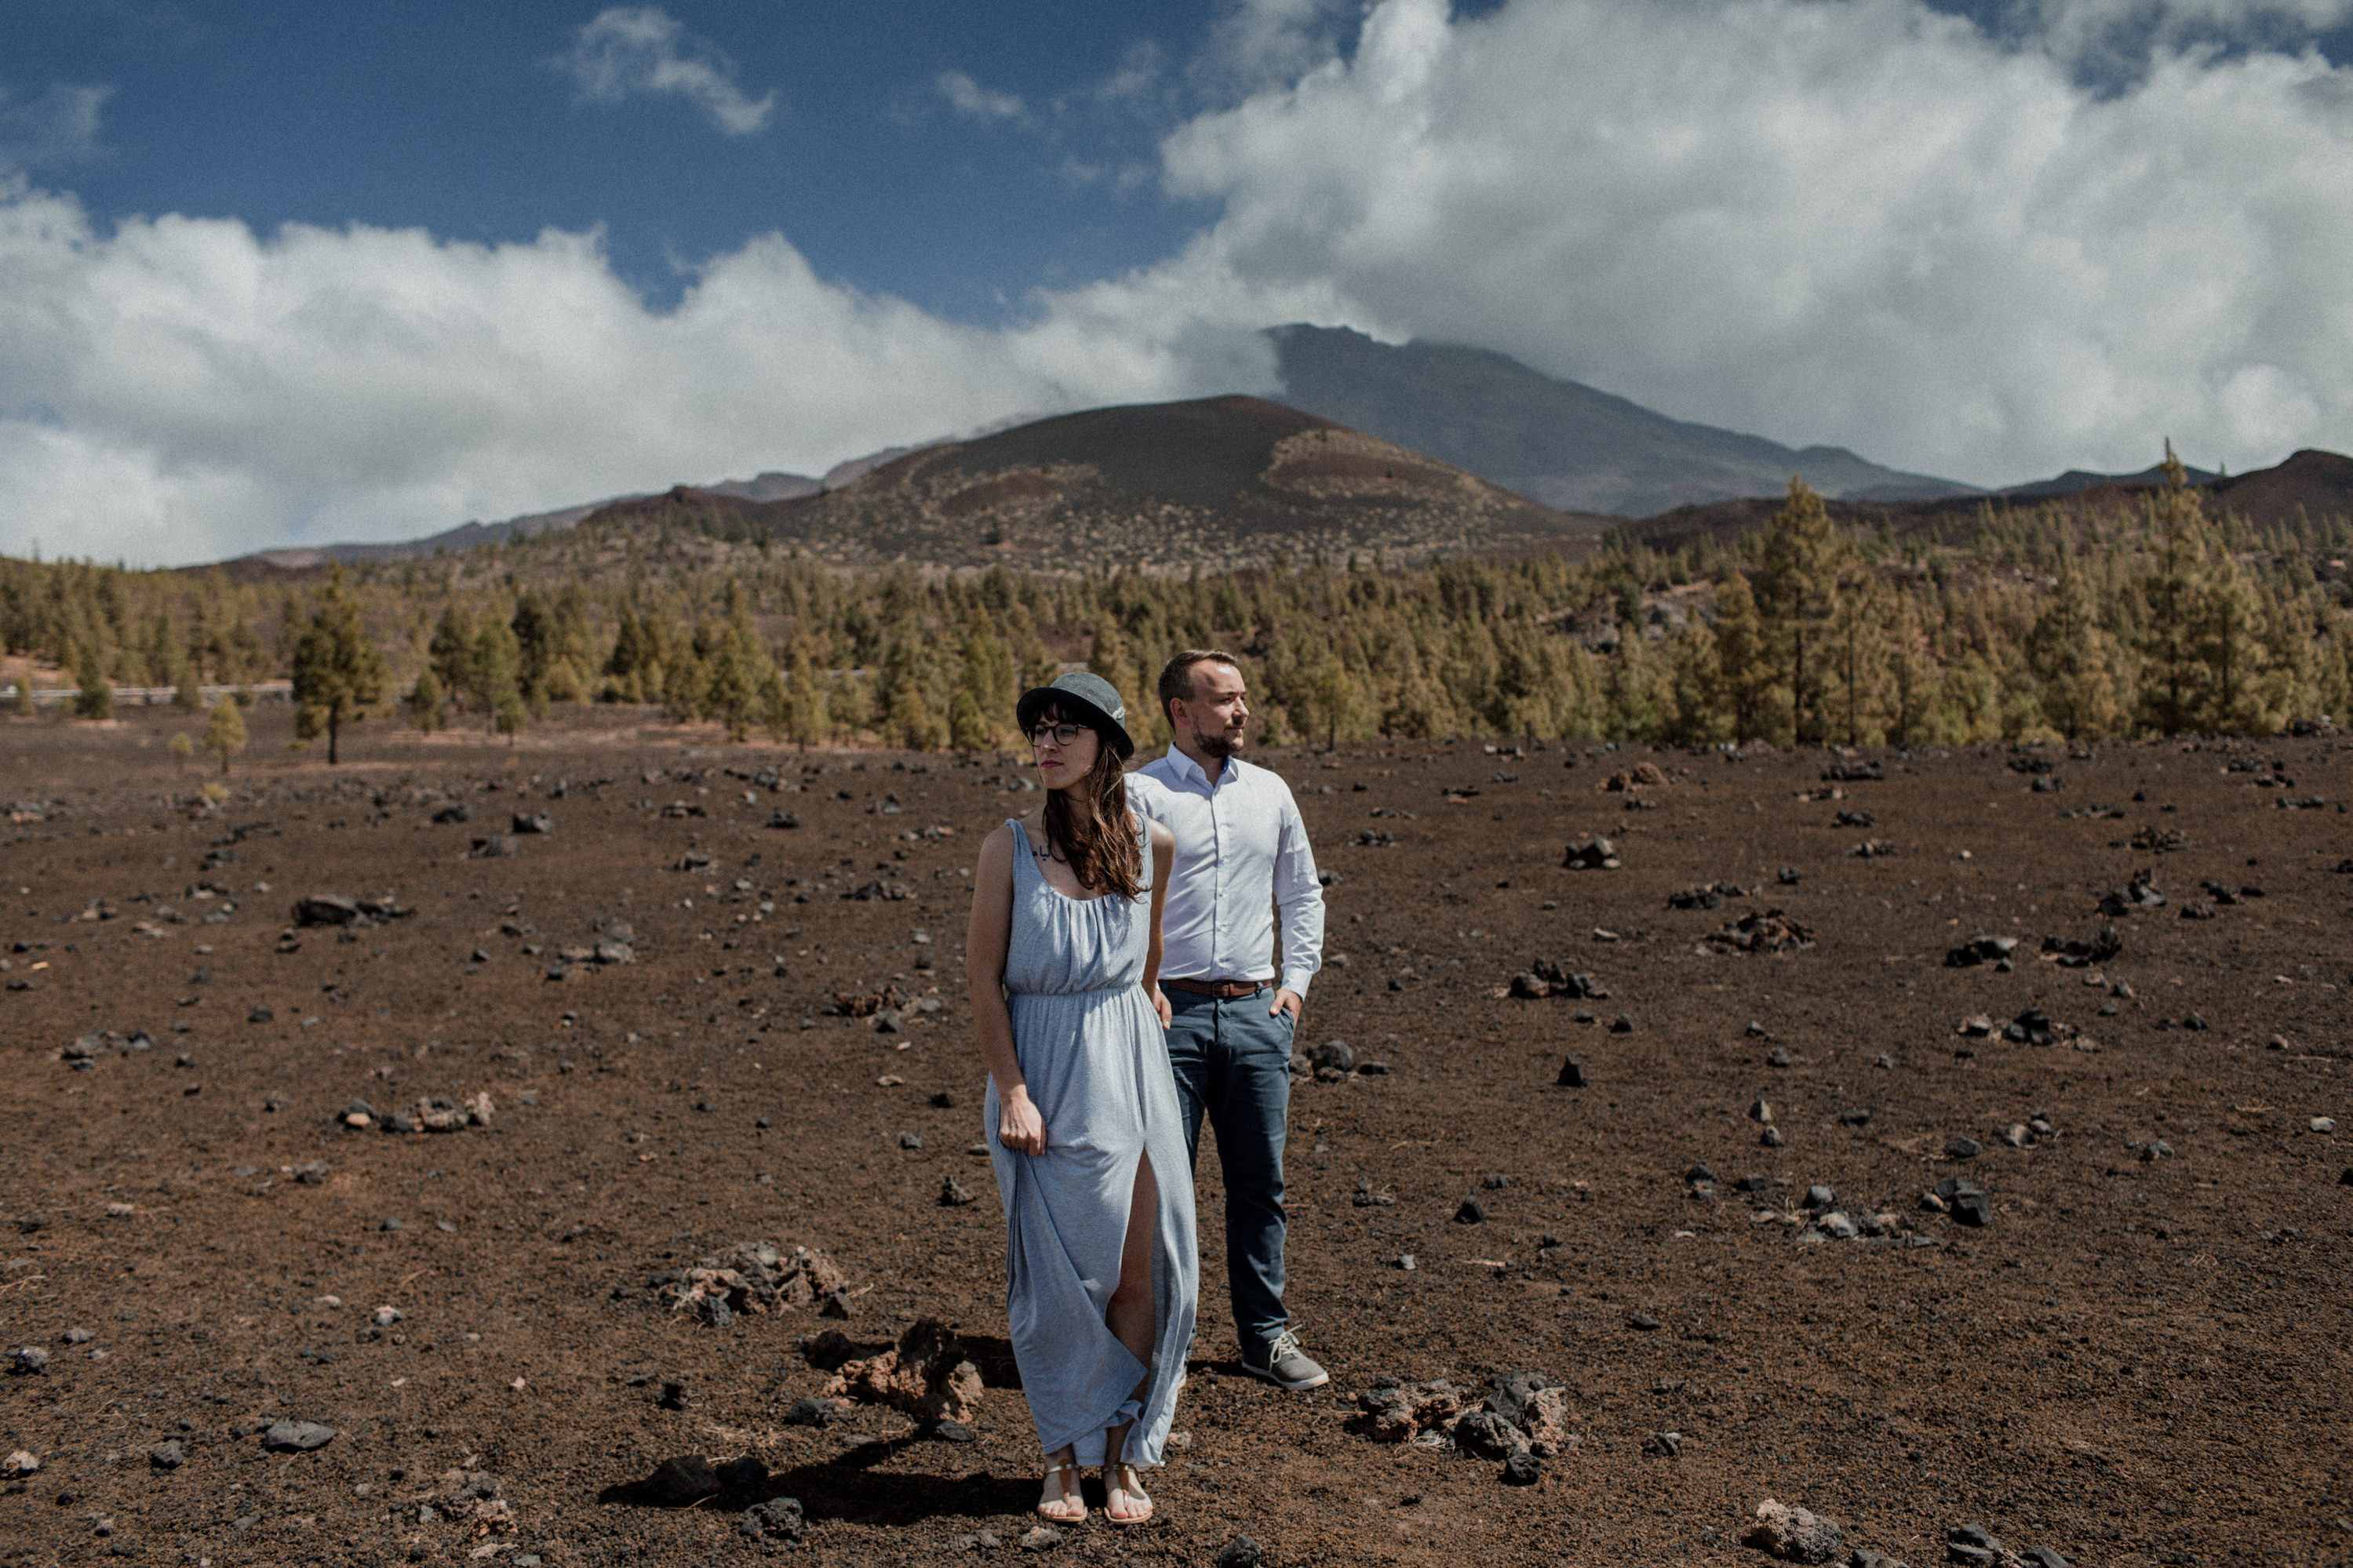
left=1196, top=723, right=1244, bottom=760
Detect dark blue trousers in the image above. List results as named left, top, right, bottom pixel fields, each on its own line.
left=1162, top=988, right=1293, bottom=1348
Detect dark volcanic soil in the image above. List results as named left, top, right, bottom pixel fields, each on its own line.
left=2, top=705, right=2348, bottom=1568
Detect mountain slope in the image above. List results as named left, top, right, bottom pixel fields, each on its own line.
left=582, top=395, right=1609, bottom=572
left=1266, top=324, right=1976, bottom=515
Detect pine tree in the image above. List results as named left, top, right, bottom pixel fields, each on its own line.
left=72, top=641, right=114, bottom=720
left=291, top=570, right=390, bottom=763
left=410, top=667, right=445, bottom=733
left=2027, top=562, right=2122, bottom=740
left=2136, top=446, right=2213, bottom=737
left=1825, top=568, right=1889, bottom=746
left=429, top=604, right=476, bottom=712
left=2196, top=551, right=2278, bottom=733
left=1711, top=571, right=1776, bottom=744
left=471, top=617, right=523, bottom=736
left=202, top=697, right=246, bottom=774
left=1757, top=478, right=1845, bottom=744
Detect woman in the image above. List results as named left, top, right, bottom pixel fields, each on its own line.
left=967, top=671, right=1197, bottom=1527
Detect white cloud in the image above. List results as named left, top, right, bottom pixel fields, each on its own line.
left=0, top=184, right=1276, bottom=565
left=8, top=0, right=2353, bottom=566
left=1151, top=0, right=2353, bottom=486
left=0, top=83, right=113, bottom=171
left=937, top=70, right=1026, bottom=124
left=554, top=7, right=774, bottom=136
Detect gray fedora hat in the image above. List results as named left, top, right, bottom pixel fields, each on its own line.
left=1016, top=671, right=1135, bottom=759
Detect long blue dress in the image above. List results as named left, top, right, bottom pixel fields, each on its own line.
left=985, top=817, right=1199, bottom=1468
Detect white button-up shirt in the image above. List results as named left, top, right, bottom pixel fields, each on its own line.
left=1129, top=749, right=1324, bottom=998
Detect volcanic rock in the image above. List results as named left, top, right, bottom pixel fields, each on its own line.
left=1746, top=1498, right=1846, bottom=1563
left=260, top=1420, right=337, bottom=1452
left=821, top=1318, right=983, bottom=1423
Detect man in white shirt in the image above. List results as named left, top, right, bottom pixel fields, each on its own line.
left=1127, top=649, right=1328, bottom=1391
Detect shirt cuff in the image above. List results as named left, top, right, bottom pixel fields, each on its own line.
left=1280, top=967, right=1315, bottom=1000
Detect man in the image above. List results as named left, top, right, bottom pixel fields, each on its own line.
left=1128, top=649, right=1328, bottom=1391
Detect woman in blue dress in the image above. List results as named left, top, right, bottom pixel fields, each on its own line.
left=967, top=671, right=1197, bottom=1527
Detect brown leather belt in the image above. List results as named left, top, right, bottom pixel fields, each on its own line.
left=1163, top=977, right=1270, bottom=999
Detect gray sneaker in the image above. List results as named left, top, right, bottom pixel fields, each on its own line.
left=1241, top=1327, right=1328, bottom=1391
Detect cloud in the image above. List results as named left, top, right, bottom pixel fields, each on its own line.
left=553, top=6, right=774, bottom=136
left=937, top=70, right=1026, bottom=124
left=0, top=184, right=1276, bottom=565
left=1149, top=0, right=2353, bottom=486
left=0, top=83, right=113, bottom=172
left=9, top=0, right=2353, bottom=566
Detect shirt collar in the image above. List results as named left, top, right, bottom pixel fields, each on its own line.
left=1160, top=747, right=1237, bottom=788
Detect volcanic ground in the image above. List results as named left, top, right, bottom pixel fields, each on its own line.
left=2, top=704, right=2348, bottom=1568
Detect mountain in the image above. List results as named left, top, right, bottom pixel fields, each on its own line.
left=1265, top=324, right=1977, bottom=515
left=1998, top=461, right=2220, bottom=500
left=578, top=395, right=1608, bottom=572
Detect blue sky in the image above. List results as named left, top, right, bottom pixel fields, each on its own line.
left=6, top=0, right=2353, bottom=562
left=5, top=2, right=1284, bottom=319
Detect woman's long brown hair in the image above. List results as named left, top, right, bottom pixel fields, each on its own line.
left=1038, top=703, right=1143, bottom=899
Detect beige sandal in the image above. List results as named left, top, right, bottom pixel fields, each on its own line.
left=1036, top=1462, right=1085, bottom=1523
left=1102, top=1462, right=1153, bottom=1526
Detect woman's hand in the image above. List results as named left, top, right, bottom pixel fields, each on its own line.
left=1149, top=984, right=1172, bottom=1031
left=998, top=1087, right=1047, bottom=1155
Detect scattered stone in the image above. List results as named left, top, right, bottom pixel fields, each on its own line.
left=1452, top=1410, right=1530, bottom=1459
left=2021, top=1549, right=2068, bottom=1568
left=1823, top=759, right=1883, bottom=782
left=1761, top=1126, right=1787, bottom=1148
left=1611, top=1012, right=1634, bottom=1033
left=2002, top=1008, right=2074, bottom=1047
left=1215, top=1537, right=1266, bottom=1568
left=1944, top=935, right=2017, bottom=968
left=1838, top=1108, right=1871, bottom=1126
left=928, top=1419, right=978, bottom=1442
left=739, top=1497, right=804, bottom=1543
left=248, top=1006, right=274, bottom=1024
left=1355, top=1377, right=1464, bottom=1441
left=260, top=1421, right=337, bottom=1453
left=1852, top=1554, right=1910, bottom=1568
left=1312, top=1039, right=1355, bottom=1073
left=1627, top=1312, right=1660, bottom=1332
left=1707, top=909, right=1815, bottom=955
left=2180, top=900, right=2218, bottom=921
left=1749, top=1097, right=1774, bottom=1124
left=1555, top=1056, right=1586, bottom=1088
left=9, top=1346, right=48, bottom=1376
left=1777, top=867, right=1801, bottom=884
left=293, top=894, right=412, bottom=927
left=1946, top=1137, right=1983, bottom=1159
left=1500, top=1450, right=1543, bottom=1485
left=1560, top=834, right=1619, bottom=870
left=1946, top=1523, right=2006, bottom=1566
left=148, top=1440, right=185, bottom=1470
left=1455, top=1196, right=1486, bottom=1223
left=1932, top=1177, right=1991, bottom=1228
left=468, top=835, right=519, bottom=858
left=1768, top=1046, right=1791, bottom=1068
left=432, top=803, right=473, bottom=824
left=939, top=1175, right=976, bottom=1206
left=652, top=1239, right=847, bottom=1326
left=2314, top=1117, right=2338, bottom=1134
left=1019, top=1524, right=1064, bottom=1552
left=1643, top=1430, right=1684, bottom=1458
left=1833, top=809, right=1876, bottom=828
left=1747, top=1498, right=1846, bottom=1563
left=2, top=1450, right=36, bottom=1477
left=2097, top=869, right=2167, bottom=915
left=821, top=1318, right=983, bottom=1423
left=1851, top=839, right=1897, bottom=859
left=511, top=813, right=555, bottom=835
left=643, top=1455, right=719, bottom=1504
left=1508, top=959, right=1609, bottom=999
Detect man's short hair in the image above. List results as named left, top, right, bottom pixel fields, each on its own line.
left=1158, top=649, right=1241, bottom=719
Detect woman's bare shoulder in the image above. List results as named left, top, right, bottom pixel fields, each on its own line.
left=1146, top=817, right=1173, bottom=853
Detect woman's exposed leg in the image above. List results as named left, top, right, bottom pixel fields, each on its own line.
left=1102, top=1155, right=1159, bottom=1524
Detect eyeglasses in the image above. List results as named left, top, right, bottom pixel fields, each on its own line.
left=1027, top=722, right=1087, bottom=748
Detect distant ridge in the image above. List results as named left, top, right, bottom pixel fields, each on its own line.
left=1266, top=324, right=1979, bottom=515
left=573, top=395, right=1609, bottom=572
